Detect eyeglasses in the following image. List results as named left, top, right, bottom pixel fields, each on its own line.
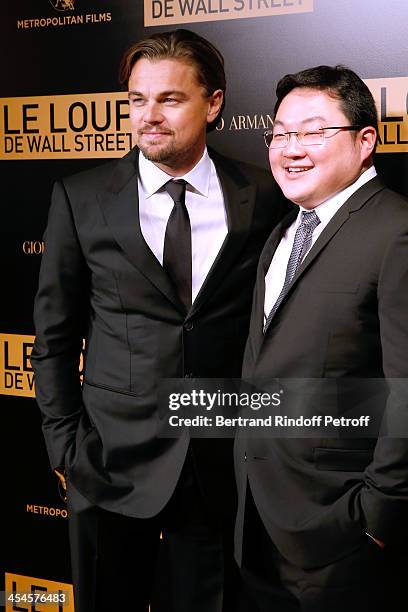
left=264, top=126, right=362, bottom=149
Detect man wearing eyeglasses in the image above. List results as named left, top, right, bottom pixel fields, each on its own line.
left=235, top=65, right=408, bottom=611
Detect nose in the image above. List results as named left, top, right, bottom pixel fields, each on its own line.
left=283, top=132, right=306, bottom=157
left=143, top=101, right=163, bottom=125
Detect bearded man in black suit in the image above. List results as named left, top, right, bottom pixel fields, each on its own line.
left=32, top=28, right=286, bottom=612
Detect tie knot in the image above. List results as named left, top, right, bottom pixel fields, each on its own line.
left=165, top=179, right=187, bottom=204
left=300, top=210, right=320, bottom=232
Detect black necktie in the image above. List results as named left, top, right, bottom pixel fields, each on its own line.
left=163, top=179, right=192, bottom=310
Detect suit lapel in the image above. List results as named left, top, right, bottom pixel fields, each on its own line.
left=290, top=204, right=350, bottom=284
left=250, top=208, right=297, bottom=353
left=291, top=177, right=385, bottom=288
left=264, top=176, right=385, bottom=324
left=260, top=208, right=298, bottom=275
left=187, top=150, right=258, bottom=318
left=98, top=147, right=185, bottom=313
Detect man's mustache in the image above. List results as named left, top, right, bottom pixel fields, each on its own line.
left=138, top=129, right=174, bottom=136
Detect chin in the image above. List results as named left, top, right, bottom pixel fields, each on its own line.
left=282, top=190, right=306, bottom=204
left=141, top=146, right=174, bottom=164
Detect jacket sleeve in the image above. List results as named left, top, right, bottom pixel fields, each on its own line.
left=361, top=222, right=408, bottom=543
left=31, top=180, right=90, bottom=470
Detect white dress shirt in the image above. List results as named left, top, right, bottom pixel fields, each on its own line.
left=264, top=166, right=377, bottom=321
left=138, top=149, right=228, bottom=303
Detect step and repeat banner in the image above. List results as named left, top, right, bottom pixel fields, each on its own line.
left=1, top=0, right=408, bottom=609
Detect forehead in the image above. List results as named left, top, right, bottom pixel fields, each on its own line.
left=275, top=88, right=346, bottom=125
left=128, top=58, right=201, bottom=90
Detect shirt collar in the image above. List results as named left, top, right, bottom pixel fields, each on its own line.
left=138, top=148, right=211, bottom=198
left=299, top=165, right=377, bottom=224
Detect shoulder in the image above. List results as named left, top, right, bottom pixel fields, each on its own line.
left=60, top=147, right=139, bottom=196
left=376, top=185, right=408, bottom=210
left=208, top=147, right=273, bottom=187
left=209, top=147, right=292, bottom=224
left=368, top=181, right=408, bottom=226
left=354, top=180, right=408, bottom=262
left=208, top=147, right=287, bottom=211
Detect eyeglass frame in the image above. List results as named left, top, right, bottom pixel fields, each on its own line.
left=264, top=126, right=363, bottom=149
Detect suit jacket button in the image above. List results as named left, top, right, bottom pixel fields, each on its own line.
left=244, top=452, right=247, bottom=461
left=184, top=322, right=194, bottom=331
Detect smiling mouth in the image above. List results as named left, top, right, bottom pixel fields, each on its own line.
left=286, top=167, right=313, bottom=174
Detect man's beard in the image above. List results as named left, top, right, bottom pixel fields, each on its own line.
left=138, top=140, right=178, bottom=164
left=137, top=132, right=195, bottom=170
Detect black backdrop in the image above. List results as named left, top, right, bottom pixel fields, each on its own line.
left=2, top=0, right=408, bottom=609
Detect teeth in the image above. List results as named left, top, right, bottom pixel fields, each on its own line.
left=287, top=167, right=310, bottom=173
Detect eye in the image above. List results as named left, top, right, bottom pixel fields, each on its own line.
left=129, top=96, right=145, bottom=106
left=163, top=97, right=178, bottom=104
left=301, top=131, right=324, bottom=145
left=272, top=133, right=286, bottom=141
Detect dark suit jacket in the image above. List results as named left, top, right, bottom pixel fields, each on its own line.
left=31, top=146, right=286, bottom=519
left=235, top=176, right=408, bottom=568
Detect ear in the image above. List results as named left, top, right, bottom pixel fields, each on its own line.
left=206, top=89, right=224, bottom=124
left=359, top=126, right=377, bottom=161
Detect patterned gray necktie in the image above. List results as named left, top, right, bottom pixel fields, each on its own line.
left=264, top=209, right=320, bottom=333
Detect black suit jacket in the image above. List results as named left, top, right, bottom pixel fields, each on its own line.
left=32, top=146, right=286, bottom=518
left=235, top=176, right=408, bottom=568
